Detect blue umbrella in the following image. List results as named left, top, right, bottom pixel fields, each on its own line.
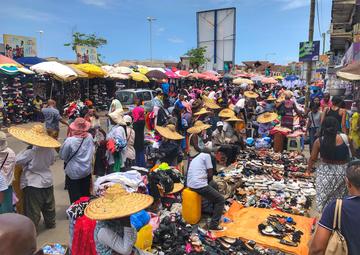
left=285, top=75, right=299, bottom=81
left=15, top=56, right=47, bottom=67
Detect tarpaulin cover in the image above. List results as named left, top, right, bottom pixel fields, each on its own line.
left=215, top=202, right=314, bottom=255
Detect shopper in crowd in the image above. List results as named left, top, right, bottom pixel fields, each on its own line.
left=277, top=90, right=303, bottom=130
left=123, top=115, right=135, bottom=168
left=107, top=97, right=123, bottom=131
left=322, top=96, right=347, bottom=133
left=0, top=131, right=16, bottom=214
left=13, top=125, right=60, bottom=229
left=106, top=109, right=128, bottom=171
left=132, top=99, right=146, bottom=167
left=349, top=101, right=360, bottom=157
left=310, top=161, right=360, bottom=255
left=320, top=92, right=332, bottom=111
left=32, top=95, right=43, bottom=122
left=307, top=116, right=353, bottom=210
left=307, top=101, right=322, bottom=152
left=42, top=99, right=69, bottom=140
left=187, top=152, right=225, bottom=231
left=60, top=118, right=94, bottom=204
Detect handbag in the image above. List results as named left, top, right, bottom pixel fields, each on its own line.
left=325, top=199, right=348, bottom=255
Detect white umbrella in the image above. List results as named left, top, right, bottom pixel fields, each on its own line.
left=101, top=65, right=130, bottom=79
left=233, top=77, right=254, bottom=85
left=116, top=66, right=133, bottom=74
left=31, top=61, right=77, bottom=81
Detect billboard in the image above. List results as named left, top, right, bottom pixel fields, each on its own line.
left=299, top=41, right=320, bottom=62
left=75, top=45, right=98, bottom=64
left=197, top=7, right=236, bottom=72
left=3, top=34, right=37, bottom=59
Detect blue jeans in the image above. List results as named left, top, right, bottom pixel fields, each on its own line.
left=135, top=150, right=145, bottom=167
left=309, top=127, right=319, bottom=153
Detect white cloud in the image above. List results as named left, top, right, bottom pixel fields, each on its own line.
left=277, top=0, right=309, bottom=10
left=80, top=0, right=114, bottom=8
left=168, top=37, right=184, bottom=44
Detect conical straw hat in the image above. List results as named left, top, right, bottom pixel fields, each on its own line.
left=257, top=112, right=278, bottom=123
left=9, top=124, right=61, bottom=148
left=167, top=183, right=184, bottom=194
left=187, top=120, right=211, bottom=134
left=225, top=116, right=244, bottom=122
left=85, top=187, right=154, bottom=220
left=244, top=91, right=259, bottom=99
left=202, top=96, right=220, bottom=109
left=155, top=124, right=184, bottom=140
left=194, top=107, right=211, bottom=116
left=219, top=108, right=235, bottom=118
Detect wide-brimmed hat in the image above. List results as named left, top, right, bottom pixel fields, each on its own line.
left=69, top=117, right=91, bottom=132
left=108, top=109, right=126, bottom=125
left=194, top=107, right=210, bottom=116
left=257, top=112, right=278, bottom=123
left=187, top=120, right=211, bottom=134
left=267, top=95, right=276, bottom=101
left=225, top=116, right=244, bottom=122
left=244, top=91, right=259, bottom=99
left=85, top=184, right=154, bottom=220
left=123, top=115, right=133, bottom=124
left=202, top=96, right=221, bottom=109
left=0, top=132, right=7, bottom=151
left=276, top=94, right=286, bottom=103
left=9, top=124, right=61, bottom=148
left=219, top=108, right=235, bottom=118
left=155, top=124, right=184, bottom=140
left=167, top=183, right=184, bottom=194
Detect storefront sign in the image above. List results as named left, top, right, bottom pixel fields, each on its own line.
left=75, top=45, right=98, bottom=64
left=3, top=34, right=37, bottom=58
left=299, top=41, right=320, bottom=62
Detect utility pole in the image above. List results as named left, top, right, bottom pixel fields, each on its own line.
left=322, top=32, right=326, bottom=54
left=305, top=0, right=316, bottom=110
left=147, top=17, right=156, bottom=63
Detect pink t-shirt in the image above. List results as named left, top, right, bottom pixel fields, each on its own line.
left=320, top=99, right=332, bottom=110
left=132, top=106, right=145, bottom=122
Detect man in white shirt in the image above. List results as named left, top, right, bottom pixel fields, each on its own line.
left=16, top=145, right=56, bottom=229
left=186, top=153, right=225, bottom=231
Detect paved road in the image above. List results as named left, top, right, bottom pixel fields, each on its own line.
left=8, top=122, right=73, bottom=247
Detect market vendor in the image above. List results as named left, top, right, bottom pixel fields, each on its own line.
left=85, top=185, right=153, bottom=255
left=257, top=112, right=278, bottom=137
left=186, top=152, right=225, bottom=231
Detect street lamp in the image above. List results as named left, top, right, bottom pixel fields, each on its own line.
left=37, top=30, right=44, bottom=57
left=147, top=17, right=156, bottom=63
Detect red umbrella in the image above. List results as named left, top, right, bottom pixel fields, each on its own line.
left=165, top=70, right=180, bottom=79
left=0, top=54, right=21, bottom=66
left=176, top=70, right=189, bottom=77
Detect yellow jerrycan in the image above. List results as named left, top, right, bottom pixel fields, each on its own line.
left=135, top=224, right=153, bottom=251
left=182, top=188, right=201, bottom=224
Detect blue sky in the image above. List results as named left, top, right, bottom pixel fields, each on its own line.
left=0, top=0, right=331, bottom=65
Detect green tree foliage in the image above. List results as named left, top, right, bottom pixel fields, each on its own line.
left=186, top=47, right=207, bottom=70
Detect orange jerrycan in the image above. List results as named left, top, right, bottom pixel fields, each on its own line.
left=182, top=188, right=201, bottom=224
left=135, top=224, right=153, bottom=251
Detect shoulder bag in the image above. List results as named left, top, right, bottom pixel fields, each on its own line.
left=64, top=138, right=85, bottom=169
left=325, top=199, right=348, bottom=255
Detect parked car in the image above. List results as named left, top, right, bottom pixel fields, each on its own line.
left=115, top=89, right=156, bottom=113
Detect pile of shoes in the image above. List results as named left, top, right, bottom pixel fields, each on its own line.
left=90, top=83, right=110, bottom=110
left=258, top=214, right=303, bottom=247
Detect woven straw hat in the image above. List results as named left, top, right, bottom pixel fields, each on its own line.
left=257, top=112, right=278, bottom=123
left=276, top=94, right=286, bottom=103
left=9, top=124, right=61, bottom=148
left=85, top=184, right=154, bottom=220
left=225, top=116, right=244, bottom=122
left=267, top=95, right=276, bottom=101
left=219, top=108, right=235, bottom=118
left=202, top=96, right=220, bottom=109
left=244, top=91, right=259, bottom=99
left=194, top=107, right=210, bottom=116
left=187, top=120, right=211, bottom=134
left=167, top=183, right=184, bottom=194
left=108, top=109, right=126, bottom=125
left=155, top=124, right=184, bottom=140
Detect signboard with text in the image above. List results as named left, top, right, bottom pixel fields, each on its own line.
left=3, top=34, right=37, bottom=59
left=299, top=41, right=320, bottom=62
left=75, top=45, right=98, bottom=64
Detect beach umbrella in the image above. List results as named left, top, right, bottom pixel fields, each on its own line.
left=129, top=72, right=150, bottom=83
left=15, top=56, right=47, bottom=67
left=0, top=54, right=22, bottom=67
left=100, top=65, right=129, bottom=80
left=146, top=70, right=168, bottom=80
left=165, top=70, right=180, bottom=79
left=137, top=65, right=149, bottom=74
left=31, top=61, right=78, bottom=81
left=114, top=66, right=133, bottom=74
left=75, top=63, right=107, bottom=78
left=251, top=75, right=264, bottom=81
left=261, top=77, right=278, bottom=84
left=203, top=70, right=219, bottom=76
left=0, top=65, right=20, bottom=75
left=275, top=75, right=284, bottom=80
left=176, top=70, right=189, bottom=77
left=284, top=75, right=299, bottom=81
left=233, top=77, right=254, bottom=85
left=68, top=64, right=89, bottom=78
left=187, top=73, right=208, bottom=80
